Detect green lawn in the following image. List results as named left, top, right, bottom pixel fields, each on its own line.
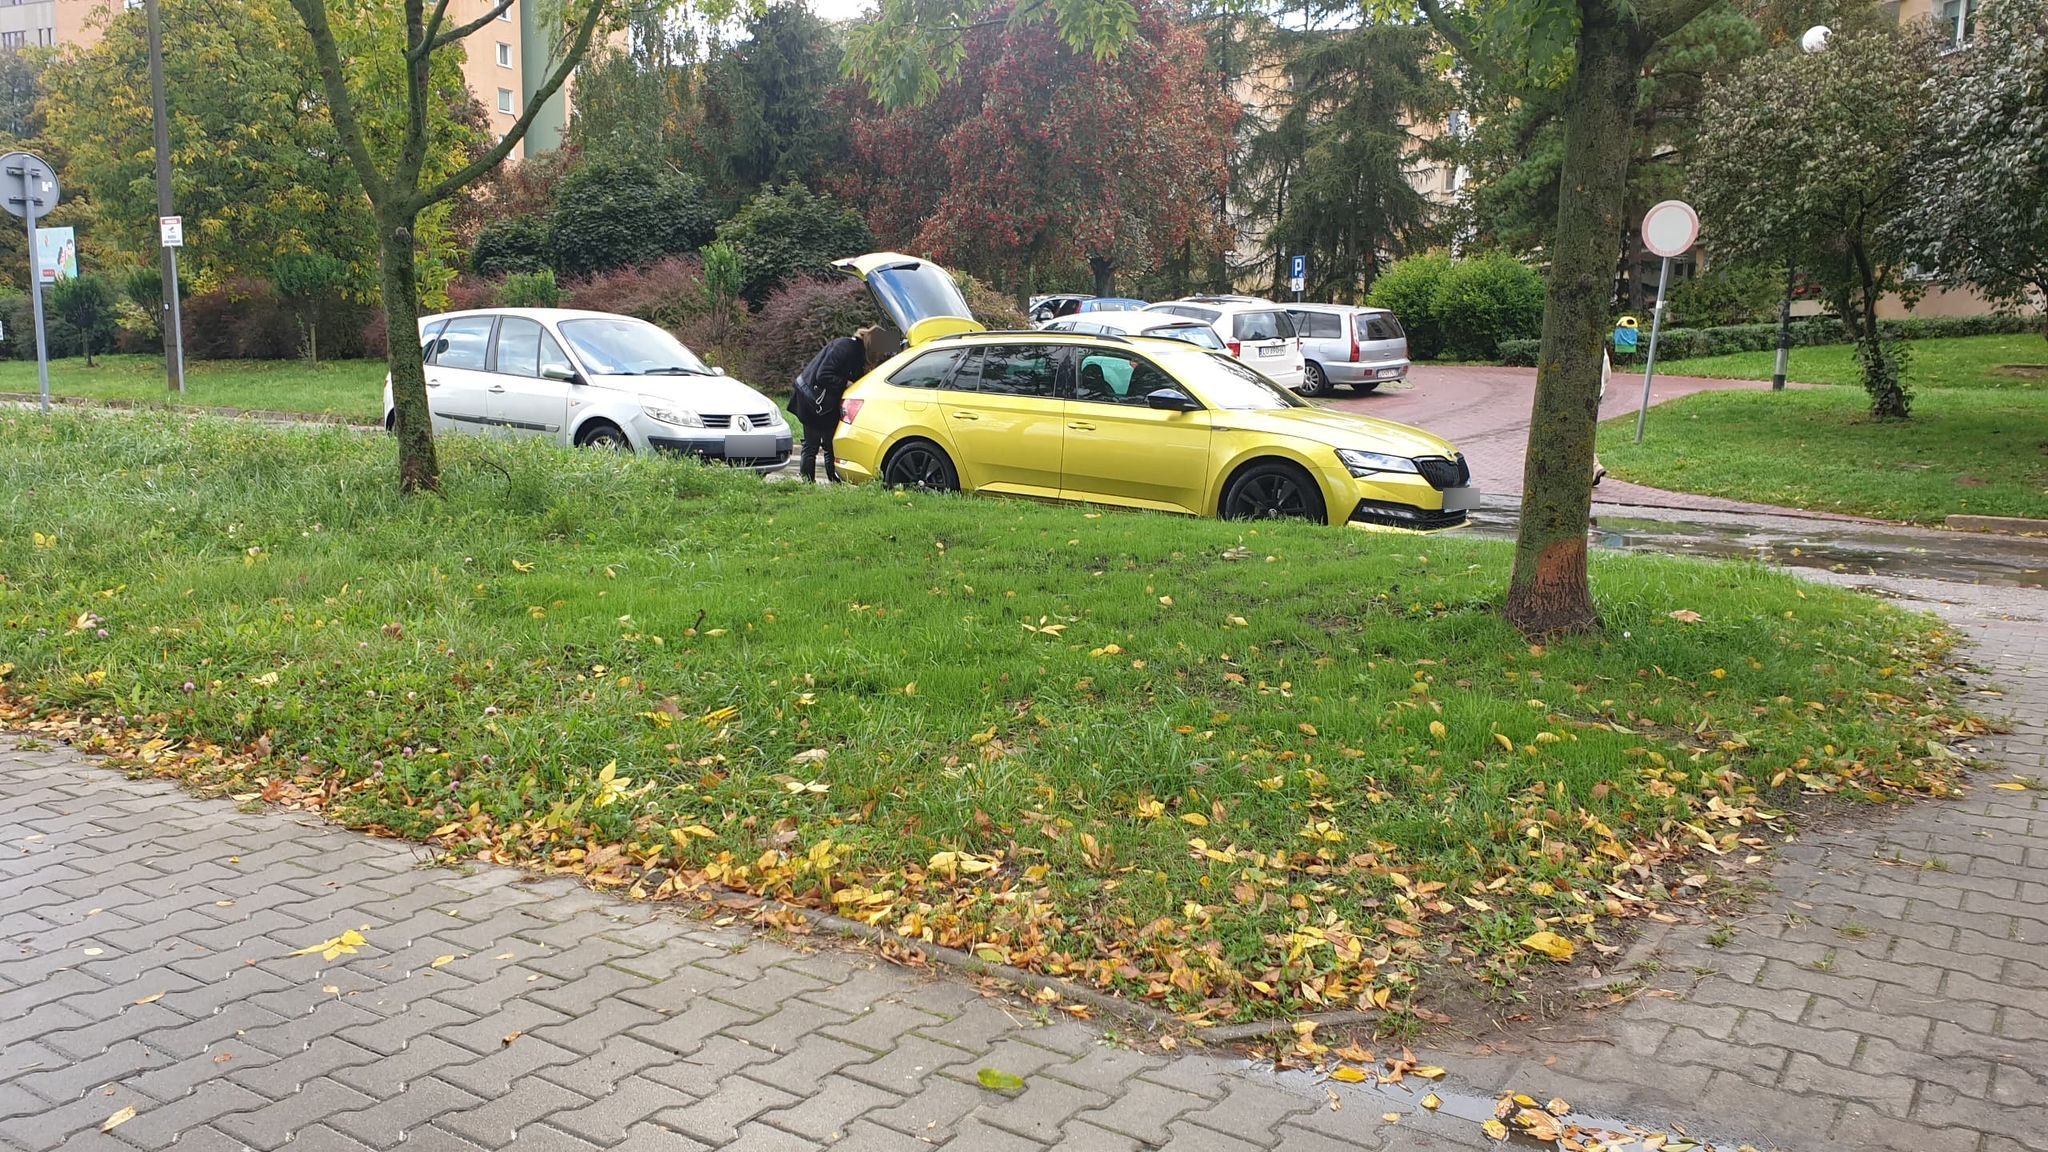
left=0, top=354, right=386, bottom=423
left=0, top=413, right=1972, bottom=1021
left=1664, top=333, right=2048, bottom=390
left=1606, top=335, right=2048, bottom=523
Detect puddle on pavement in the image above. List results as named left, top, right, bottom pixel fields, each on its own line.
left=1246, top=1060, right=1744, bottom=1151
left=1467, top=507, right=2047, bottom=589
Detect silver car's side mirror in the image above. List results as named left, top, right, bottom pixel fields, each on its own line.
left=541, top=364, right=578, bottom=383
left=712, top=366, right=727, bottom=376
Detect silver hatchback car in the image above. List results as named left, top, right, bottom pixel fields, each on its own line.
left=1284, top=304, right=1410, bottom=396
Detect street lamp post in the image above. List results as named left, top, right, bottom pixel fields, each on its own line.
left=146, top=0, right=185, bottom=394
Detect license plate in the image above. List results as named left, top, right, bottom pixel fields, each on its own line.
left=1379, top=367, right=1403, bottom=378
left=1440, top=486, right=1481, bottom=512
left=1259, top=345, right=1283, bottom=357
left=725, top=434, right=775, bottom=459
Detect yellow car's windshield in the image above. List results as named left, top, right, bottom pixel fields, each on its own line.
left=1182, top=353, right=1309, bottom=411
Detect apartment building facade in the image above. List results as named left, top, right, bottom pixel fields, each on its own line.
left=14, top=0, right=570, bottom=157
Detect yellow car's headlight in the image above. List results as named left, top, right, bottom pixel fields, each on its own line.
left=1336, top=448, right=1419, bottom=477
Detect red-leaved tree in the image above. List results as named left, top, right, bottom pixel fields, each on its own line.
left=845, top=2, right=1235, bottom=297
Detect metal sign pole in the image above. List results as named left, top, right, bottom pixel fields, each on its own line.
left=22, top=169, right=49, bottom=415
left=147, top=0, right=185, bottom=394
left=1633, top=254, right=1672, bottom=444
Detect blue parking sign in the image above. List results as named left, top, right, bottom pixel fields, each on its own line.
left=1290, top=254, right=1306, bottom=279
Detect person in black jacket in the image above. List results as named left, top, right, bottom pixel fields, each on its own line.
left=791, top=325, right=885, bottom=483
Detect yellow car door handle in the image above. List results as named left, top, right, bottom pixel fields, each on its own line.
left=950, top=412, right=979, bottom=421
left=1067, top=422, right=1096, bottom=431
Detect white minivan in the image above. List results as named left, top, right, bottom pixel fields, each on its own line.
left=1141, top=297, right=1307, bottom=391
left=384, top=309, right=792, bottom=469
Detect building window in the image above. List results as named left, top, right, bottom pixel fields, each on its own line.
left=496, top=3, right=513, bottom=19
left=0, top=32, right=22, bottom=50
left=497, top=88, right=515, bottom=115
left=1940, top=0, right=1978, bottom=45
left=496, top=42, right=511, bottom=67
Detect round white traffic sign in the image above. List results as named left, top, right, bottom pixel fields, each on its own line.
left=1641, top=200, right=1699, bottom=259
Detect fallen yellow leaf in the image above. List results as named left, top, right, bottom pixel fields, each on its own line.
left=102, top=1106, right=136, bottom=1132
left=1520, top=930, right=1576, bottom=961
left=1991, top=782, right=2029, bottom=791
left=1429, top=720, right=1447, bottom=740
left=430, top=955, right=455, bottom=969
left=133, top=992, right=164, bottom=1005
left=1482, top=1120, right=1510, bottom=1141
left=1493, top=733, right=1515, bottom=753
left=1422, top=1093, right=1442, bottom=1111
left=1382, top=1112, right=1402, bottom=1123
left=1414, top=1066, right=1447, bottom=1080
left=1329, top=1067, right=1369, bottom=1083
left=511, top=559, right=534, bottom=572
left=290, top=928, right=368, bottom=962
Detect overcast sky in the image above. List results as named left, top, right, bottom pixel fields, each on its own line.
left=808, top=0, right=876, bottom=23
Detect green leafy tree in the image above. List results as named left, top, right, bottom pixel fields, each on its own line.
left=1433, top=252, right=1545, bottom=360
left=548, top=155, right=719, bottom=279
left=51, top=274, right=118, bottom=366
left=42, top=1, right=379, bottom=291
left=696, top=4, right=850, bottom=204
left=1415, top=0, right=1729, bottom=633
left=0, top=46, right=46, bottom=145
left=1244, top=18, right=1451, bottom=300
left=713, top=182, right=874, bottom=303
left=1691, top=26, right=1937, bottom=418
left=564, top=10, right=702, bottom=172
left=122, top=266, right=167, bottom=342
left=283, top=0, right=650, bottom=492
left=271, top=252, right=351, bottom=363
left=1902, top=0, right=2048, bottom=339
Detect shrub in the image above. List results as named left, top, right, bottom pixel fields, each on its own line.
left=562, top=255, right=708, bottom=332
left=500, top=270, right=561, bottom=309
left=1496, top=312, right=2039, bottom=366
left=958, top=273, right=1028, bottom=331
left=1432, top=252, right=1544, bottom=361
left=1665, top=264, right=1786, bottom=328
left=176, top=278, right=375, bottom=361
left=549, top=157, right=718, bottom=279
left=472, top=215, right=554, bottom=278
left=1368, top=253, right=1453, bottom=359
left=443, top=276, right=500, bottom=313
left=713, top=183, right=876, bottom=304
left=739, top=275, right=880, bottom=392
left=50, top=274, right=121, bottom=365
left=701, top=242, right=744, bottom=312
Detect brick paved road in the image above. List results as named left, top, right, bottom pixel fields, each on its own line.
left=1333, top=365, right=1870, bottom=519
left=4, top=573, right=2042, bottom=1152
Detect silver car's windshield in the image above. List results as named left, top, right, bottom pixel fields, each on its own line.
left=559, top=318, right=713, bottom=377
left=1190, top=355, right=1307, bottom=410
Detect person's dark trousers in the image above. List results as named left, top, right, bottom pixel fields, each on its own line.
left=798, top=415, right=840, bottom=482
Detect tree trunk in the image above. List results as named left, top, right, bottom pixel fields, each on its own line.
left=1090, top=254, right=1116, bottom=298
left=379, top=218, right=440, bottom=494
left=308, top=303, right=320, bottom=365
left=1502, top=9, right=1648, bottom=637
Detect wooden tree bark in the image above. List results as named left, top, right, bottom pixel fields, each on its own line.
left=1502, top=4, right=1650, bottom=635
left=379, top=219, right=438, bottom=492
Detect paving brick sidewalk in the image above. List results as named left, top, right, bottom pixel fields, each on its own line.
left=3, top=572, right=2042, bottom=1152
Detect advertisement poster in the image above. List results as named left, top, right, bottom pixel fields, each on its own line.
left=35, top=226, right=76, bottom=283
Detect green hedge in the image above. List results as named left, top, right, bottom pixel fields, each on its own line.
left=1496, top=313, right=2039, bottom=367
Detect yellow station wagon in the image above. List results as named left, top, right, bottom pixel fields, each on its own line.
left=829, top=254, right=1479, bottom=529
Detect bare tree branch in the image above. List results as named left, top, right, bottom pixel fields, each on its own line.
left=284, top=0, right=391, bottom=208
left=430, top=0, right=518, bottom=53
left=396, top=0, right=433, bottom=189
left=413, top=0, right=610, bottom=209
left=414, top=0, right=455, bottom=61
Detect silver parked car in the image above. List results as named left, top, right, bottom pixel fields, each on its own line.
left=1284, top=304, right=1410, bottom=396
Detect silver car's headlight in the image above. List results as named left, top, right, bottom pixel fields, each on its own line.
left=1337, top=449, right=1420, bottom=477
left=640, top=397, right=704, bottom=428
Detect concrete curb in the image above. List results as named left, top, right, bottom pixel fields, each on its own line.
left=1946, top=514, right=2048, bottom=536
